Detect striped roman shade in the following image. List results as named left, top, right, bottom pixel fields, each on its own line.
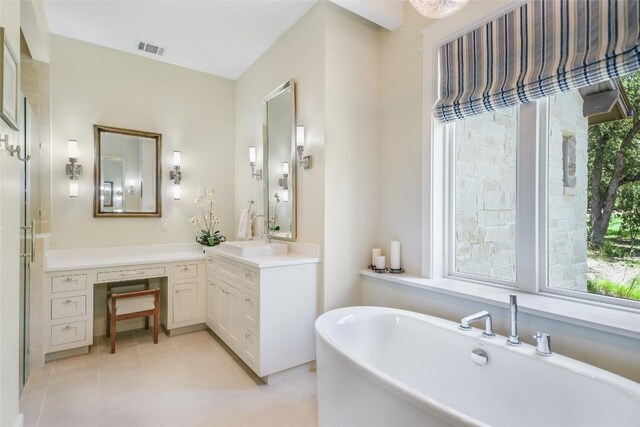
left=434, top=0, right=640, bottom=123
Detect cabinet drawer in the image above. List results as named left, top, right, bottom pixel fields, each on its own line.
left=213, top=259, right=242, bottom=285
left=51, top=296, right=86, bottom=320
left=50, top=321, right=87, bottom=347
left=51, top=274, right=87, bottom=293
left=242, top=293, right=259, bottom=330
left=173, top=263, right=198, bottom=280
left=242, top=269, right=259, bottom=293
left=97, top=266, right=165, bottom=282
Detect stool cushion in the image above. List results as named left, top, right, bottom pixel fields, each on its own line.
left=108, top=295, right=155, bottom=315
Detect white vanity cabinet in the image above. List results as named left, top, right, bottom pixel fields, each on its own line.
left=44, top=254, right=206, bottom=357
left=45, top=273, right=92, bottom=352
left=165, top=262, right=205, bottom=329
left=206, top=252, right=318, bottom=380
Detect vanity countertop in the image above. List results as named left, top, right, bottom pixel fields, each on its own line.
left=205, top=246, right=320, bottom=268
left=45, top=243, right=206, bottom=272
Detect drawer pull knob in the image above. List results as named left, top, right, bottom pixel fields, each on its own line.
left=64, top=299, right=73, bottom=304
left=175, top=289, right=180, bottom=293
left=65, top=277, right=73, bottom=282
left=182, top=266, right=189, bottom=271
left=64, top=325, right=71, bottom=329
left=245, top=297, right=251, bottom=302
left=245, top=332, right=251, bottom=337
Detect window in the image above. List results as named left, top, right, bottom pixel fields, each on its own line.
left=446, top=74, right=640, bottom=308
left=451, top=106, right=518, bottom=283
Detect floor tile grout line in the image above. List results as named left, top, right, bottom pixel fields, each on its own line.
left=35, top=361, right=55, bottom=427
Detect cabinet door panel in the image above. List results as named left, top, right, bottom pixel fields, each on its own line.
left=216, top=285, right=229, bottom=336
left=241, top=293, right=259, bottom=330
left=227, top=286, right=242, bottom=350
left=206, top=277, right=218, bottom=331
left=173, top=282, right=198, bottom=324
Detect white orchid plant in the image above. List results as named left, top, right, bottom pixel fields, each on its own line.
left=189, top=189, right=226, bottom=246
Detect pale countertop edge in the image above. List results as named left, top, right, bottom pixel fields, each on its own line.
left=45, top=252, right=207, bottom=273
left=360, top=270, right=640, bottom=340
left=206, top=248, right=320, bottom=268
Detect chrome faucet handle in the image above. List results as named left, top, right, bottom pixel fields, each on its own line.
left=533, top=332, right=552, bottom=356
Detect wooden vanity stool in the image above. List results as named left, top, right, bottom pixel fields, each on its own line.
left=106, top=281, right=160, bottom=354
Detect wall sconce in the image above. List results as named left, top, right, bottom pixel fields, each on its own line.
left=65, top=139, right=82, bottom=197
left=249, top=146, right=262, bottom=180
left=279, top=162, right=289, bottom=189
left=296, top=126, right=312, bottom=169
left=169, top=150, right=182, bottom=200
left=282, top=189, right=289, bottom=202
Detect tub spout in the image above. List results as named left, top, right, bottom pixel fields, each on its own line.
left=459, top=311, right=495, bottom=338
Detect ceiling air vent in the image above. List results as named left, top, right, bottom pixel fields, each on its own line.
left=136, top=40, right=165, bottom=57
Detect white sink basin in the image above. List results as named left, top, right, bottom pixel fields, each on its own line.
left=218, top=240, right=287, bottom=257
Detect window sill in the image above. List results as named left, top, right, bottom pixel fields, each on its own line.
left=360, top=270, right=640, bottom=340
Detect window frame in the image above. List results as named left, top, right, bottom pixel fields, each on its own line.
left=422, top=1, right=640, bottom=312
left=440, top=91, right=640, bottom=310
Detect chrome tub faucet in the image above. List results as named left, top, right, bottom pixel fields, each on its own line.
left=459, top=311, right=495, bottom=338
left=507, top=294, right=521, bottom=346
left=534, top=332, right=552, bottom=356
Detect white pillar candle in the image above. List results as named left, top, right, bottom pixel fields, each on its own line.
left=375, top=256, right=386, bottom=270
left=390, top=241, right=401, bottom=269
left=371, top=248, right=381, bottom=266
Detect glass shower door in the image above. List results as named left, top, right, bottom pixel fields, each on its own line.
left=19, top=97, right=33, bottom=393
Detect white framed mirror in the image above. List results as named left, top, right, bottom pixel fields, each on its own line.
left=93, top=125, right=162, bottom=217
left=263, top=79, right=296, bottom=240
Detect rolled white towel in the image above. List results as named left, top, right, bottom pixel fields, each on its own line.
left=237, top=208, right=252, bottom=239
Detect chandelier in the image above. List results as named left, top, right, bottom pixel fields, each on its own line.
left=409, top=0, right=471, bottom=19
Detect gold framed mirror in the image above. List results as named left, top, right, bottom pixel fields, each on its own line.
left=93, top=125, right=162, bottom=217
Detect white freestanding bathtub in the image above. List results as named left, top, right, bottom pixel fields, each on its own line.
left=315, top=306, right=640, bottom=427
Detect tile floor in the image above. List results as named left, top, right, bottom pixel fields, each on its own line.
left=19, top=329, right=318, bottom=427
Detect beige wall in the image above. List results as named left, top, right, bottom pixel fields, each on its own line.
left=323, top=4, right=380, bottom=311
left=236, top=1, right=379, bottom=312
left=49, top=35, right=236, bottom=249
left=377, top=2, right=431, bottom=275
left=235, top=3, right=326, bottom=249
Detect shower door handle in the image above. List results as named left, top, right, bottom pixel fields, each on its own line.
left=19, top=220, right=36, bottom=262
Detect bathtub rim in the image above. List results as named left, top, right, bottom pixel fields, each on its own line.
left=315, top=306, right=640, bottom=426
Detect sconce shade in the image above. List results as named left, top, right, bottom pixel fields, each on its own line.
left=296, top=126, right=305, bottom=147
left=69, top=179, right=79, bottom=198
left=283, top=162, right=289, bottom=175
left=282, top=190, right=289, bottom=202
left=68, top=139, right=78, bottom=159
left=249, top=146, right=257, bottom=164
left=173, top=150, right=181, bottom=167
left=173, top=184, right=181, bottom=200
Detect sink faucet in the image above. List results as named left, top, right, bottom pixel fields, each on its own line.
left=459, top=311, right=495, bottom=338
left=507, top=294, right=521, bottom=346
left=252, top=215, right=271, bottom=243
